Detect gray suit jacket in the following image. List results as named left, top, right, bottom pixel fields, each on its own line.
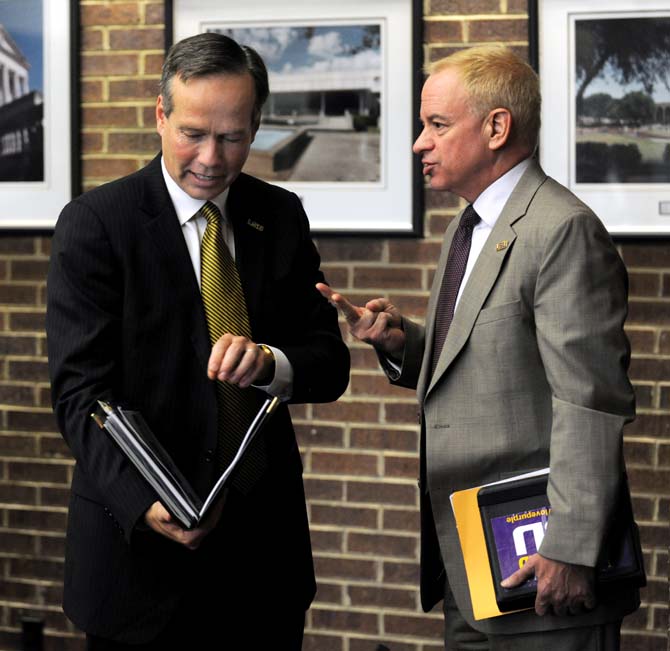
left=394, top=160, right=638, bottom=634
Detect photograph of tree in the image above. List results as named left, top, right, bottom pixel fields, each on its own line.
left=0, top=0, right=44, bottom=182
left=575, top=15, right=670, bottom=184
left=210, top=23, right=382, bottom=184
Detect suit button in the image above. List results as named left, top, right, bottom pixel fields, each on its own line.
left=205, top=449, right=214, bottom=462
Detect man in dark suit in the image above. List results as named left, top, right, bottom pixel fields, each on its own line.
left=47, top=33, right=349, bottom=650
left=318, top=45, right=638, bottom=649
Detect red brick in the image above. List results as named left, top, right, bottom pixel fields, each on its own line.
left=384, top=612, right=443, bottom=637
left=348, top=585, right=416, bottom=610
left=623, top=439, right=655, bottom=466
left=320, top=266, right=348, bottom=289
left=0, top=531, right=35, bottom=554
left=622, top=244, right=670, bottom=268
left=659, top=331, right=670, bottom=354
left=0, top=237, right=34, bottom=254
left=0, top=283, right=37, bottom=305
left=10, top=261, right=49, bottom=281
left=304, top=478, right=344, bottom=501
left=383, top=560, right=419, bottom=584
left=295, top=424, right=344, bottom=448
left=430, top=0, right=500, bottom=12
left=311, top=504, right=378, bottom=528
left=109, top=28, right=164, bottom=50
left=83, top=106, right=138, bottom=128
left=349, top=347, right=381, bottom=370
left=348, top=481, right=416, bottom=506
left=6, top=410, right=58, bottom=433
left=628, top=300, right=670, bottom=325
left=7, top=461, right=68, bottom=484
left=145, top=4, right=165, bottom=25
left=302, top=633, right=343, bottom=651
left=311, top=608, right=378, bottom=634
left=424, top=20, right=463, bottom=43
left=354, top=267, right=422, bottom=290
left=109, top=79, right=160, bottom=103
left=383, top=508, right=420, bottom=532
left=311, top=529, right=344, bottom=552
left=83, top=158, right=140, bottom=179
left=313, top=401, right=380, bottom=423
left=81, top=28, right=104, bottom=51
left=429, top=212, right=454, bottom=235
left=469, top=18, right=528, bottom=41
left=145, top=53, right=165, bottom=76
left=313, top=556, right=376, bottom=581
left=9, top=558, right=64, bottom=581
left=629, top=271, right=662, bottom=297
left=625, top=413, right=670, bottom=438
left=313, top=582, right=343, bottom=605
left=0, top=579, right=36, bottom=601
left=0, top=434, right=37, bottom=457
left=388, top=293, right=429, bottom=317
left=348, top=532, right=416, bottom=558
left=81, top=4, right=140, bottom=26
left=0, top=483, right=37, bottom=505
left=350, top=640, right=422, bottom=651
left=631, top=384, right=653, bottom=409
left=312, top=451, right=378, bottom=476
left=631, top=496, right=655, bottom=522
left=385, top=403, right=421, bottom=425
left=0, top=335, right=37, bottom=354
left=350, top=427, right=417, bottom=452
left=628, top=467, right=670, bottom=494
left=350, top=373, right=413, bottom=398
left=384, top=455, right=420, bottom=479
left=315, top=238, right=383, bottom=262
left=39, top=486, right=70, bottom=509
left=81, top=53, right=139, bottom=76
left=8, top=508, right=67, bottom=532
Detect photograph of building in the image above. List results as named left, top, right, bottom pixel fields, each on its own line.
left=213, top=24, right=381, bottom=183
left=0, top=0, right=44, bottom=183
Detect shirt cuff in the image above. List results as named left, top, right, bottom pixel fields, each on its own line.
left=252, top=345, right=293, bottom=401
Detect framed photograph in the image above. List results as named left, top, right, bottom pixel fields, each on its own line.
left=529, top=0, right=670, bottom=235
left=0, top=0, right=80, bottom=229
left=167, top=0, right=423, bottom=235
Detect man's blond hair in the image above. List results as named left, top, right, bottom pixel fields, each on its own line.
left=430, top=45, right=541, bottom=152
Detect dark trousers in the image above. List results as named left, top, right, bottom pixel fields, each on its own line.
left=86, top=593, right=305, bottom=650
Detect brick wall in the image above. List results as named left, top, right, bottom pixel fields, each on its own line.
left=0, top=1, right=667, bottom=649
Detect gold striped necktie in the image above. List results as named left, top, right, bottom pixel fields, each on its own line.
left=199, top=201, right=266, bottom=492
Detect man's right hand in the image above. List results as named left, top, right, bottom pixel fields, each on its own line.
left=316, top=283, right=406, bottom=358
left=143, top=496, right=225, bottom=550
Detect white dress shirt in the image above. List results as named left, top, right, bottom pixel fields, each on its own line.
left=455, top=157, right=531, bottom=309
left=160, top=158, right=293, bottom=399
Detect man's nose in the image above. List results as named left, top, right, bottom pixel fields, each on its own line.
left=412, top=128, right=431, bottom=154
left=197, top=138, right=223, bottom=167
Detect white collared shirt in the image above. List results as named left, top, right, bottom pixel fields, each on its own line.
left=160, top=158, right=293, bottom=399
left=455, top=158, right=531, bottom=309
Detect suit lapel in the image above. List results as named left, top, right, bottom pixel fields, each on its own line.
left=140, top=156, right=212, bottom=369
left=423, top=162, right=547, bottom=400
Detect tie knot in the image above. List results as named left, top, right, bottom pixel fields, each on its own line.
left=459, top=205, right=480, bottom=230
left=200, top=201, right=222, bottom=226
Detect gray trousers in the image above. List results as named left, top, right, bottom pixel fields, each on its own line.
left=443, top=581, right=621, bottom=651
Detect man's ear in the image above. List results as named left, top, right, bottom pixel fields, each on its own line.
left=486, top=108, right=512, bottom=151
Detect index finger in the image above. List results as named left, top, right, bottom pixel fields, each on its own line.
left=315, top=283, right=362, bottom=324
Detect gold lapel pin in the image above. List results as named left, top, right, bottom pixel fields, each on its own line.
left=247, top=219, right=264, bottom=232
left=495, top=240, right=509, bottom=252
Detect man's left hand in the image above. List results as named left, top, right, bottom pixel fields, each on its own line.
left=207, top=334, right=273, bottom=387
left=501, top=553, right=596, bottom=616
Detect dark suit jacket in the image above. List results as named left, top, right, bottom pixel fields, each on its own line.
left=46, top=154, right=350, bottom=643
left=391, top=161, right=639, bottom=634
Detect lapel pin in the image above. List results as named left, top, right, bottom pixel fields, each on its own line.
left=247, top=219, right=264, bottom=232
left=495, top=240, right=509, bottom=252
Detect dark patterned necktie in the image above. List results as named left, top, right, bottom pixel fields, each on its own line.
left=430, top=205, right=480, bottom=375
left=200, top=201, right=266, bottom=492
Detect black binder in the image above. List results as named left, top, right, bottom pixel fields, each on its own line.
left=477, top=471, right=646, bottom=612
left=92, top=396, right=280, bottom=529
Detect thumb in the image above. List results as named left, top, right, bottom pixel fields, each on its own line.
left=500, top=559, right=536, bottom=588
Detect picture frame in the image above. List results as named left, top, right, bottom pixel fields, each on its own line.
left=167, top=0, right=423, bottom=236
left=529, top=0, right=670, bottom=235
left=0, top=0, right=80, bottom=229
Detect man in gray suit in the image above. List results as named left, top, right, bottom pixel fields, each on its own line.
left=318, top=45, right=639, bottom=649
